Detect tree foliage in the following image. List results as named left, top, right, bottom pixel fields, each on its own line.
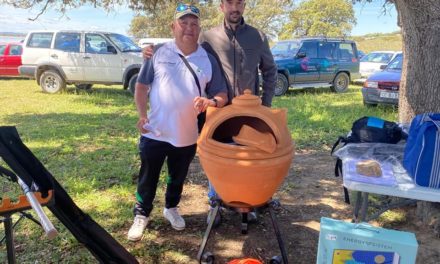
left=128, top=0, right=222, bottom=39
left=128, top=0, right=293, bottom=40
left=279, top=0, right=356, bottom=39
left=239, top=0, right=293, bottom=39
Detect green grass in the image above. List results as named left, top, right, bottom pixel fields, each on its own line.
left=0, top=79, right=398, bottom=262
left=352, top=32, right=402, bottom=53
left=274, top=86, right=398, bottom=150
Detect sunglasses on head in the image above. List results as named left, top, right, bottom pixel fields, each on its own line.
left=176, top=3, right=200, bottom=14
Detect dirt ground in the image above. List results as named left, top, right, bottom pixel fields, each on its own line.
left=140, top=150, right=440, bottom=263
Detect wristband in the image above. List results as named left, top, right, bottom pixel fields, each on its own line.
left=211, top=98, right=218, bottom=107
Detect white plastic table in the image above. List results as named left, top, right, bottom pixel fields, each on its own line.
left=333, top=143, right=440, bottom=222
left=343, top=160, right=440, bottom=222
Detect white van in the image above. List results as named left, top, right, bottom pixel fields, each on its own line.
left=138, top=38, right=173, bottom=48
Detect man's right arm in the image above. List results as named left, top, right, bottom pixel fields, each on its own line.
left=135, top=57, right=155, bottom=133
left=135, top=82, right=150, bottom=134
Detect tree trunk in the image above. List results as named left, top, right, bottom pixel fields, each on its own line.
left=394, top=0, right=440, bottom=234
left=395, top=0, right=440, bottom=123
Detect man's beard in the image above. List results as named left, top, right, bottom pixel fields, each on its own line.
left=227, top=12, right=242, bottom=24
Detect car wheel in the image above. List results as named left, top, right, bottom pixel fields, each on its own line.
left=75, top=84, right=93, bottom=90
left=274, top=73, right=289, bottom=96
left=128, top=73, right=138, bottom=95
left=331, top=72, right=349, bottom=93
left=40, top=70, right=66, bottom=94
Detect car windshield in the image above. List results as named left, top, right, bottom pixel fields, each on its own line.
left=106, top=33, right=141, bottom=52
left=360, top=52, right=394, bottom=63
left=386, top=54, right=403, bottom=70
left=271, top=41, right=301, bottom=57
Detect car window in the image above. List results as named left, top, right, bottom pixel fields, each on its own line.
left=318, top=42, right=337, bottom=59
left=8, top=45, right=22, bottom=55
left=338, top=43, right=356, bottom=61
left=54, top=32, right=80, bottom=53
left=271, top=41, right=300, bottom=57
left=361, top=52, right=393, bottom=63
left=85, top=33, right=115, bottom=54
left=0, top=45, right=5, bottom=54
left=28, top=33, right=53, bottom=48
left=299, top=41, right=318, bottom=58
left=386, top=54, right=403, bottom=70
left=106, top=33, right=141, bottom=52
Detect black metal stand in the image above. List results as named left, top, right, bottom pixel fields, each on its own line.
left=1, top=211, right=43, bottom=264
left=352, top=191, right=417, bottom=222
left=197, top=199, right=288, bottom=264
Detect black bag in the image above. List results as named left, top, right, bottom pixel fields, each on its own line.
left=344, top=116, right=405, bottom=144
left=331, top=116, right=406, bottom=203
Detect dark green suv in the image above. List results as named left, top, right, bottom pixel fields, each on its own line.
left=272, top=38, right=360, bottom=96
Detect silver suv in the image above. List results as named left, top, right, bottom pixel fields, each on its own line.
left=19, top=30, right=143, bottom=94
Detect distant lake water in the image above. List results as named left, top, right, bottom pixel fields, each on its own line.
left=0, top=35, right=26, bottom=43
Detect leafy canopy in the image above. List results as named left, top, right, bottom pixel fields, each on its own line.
left=128, top=0, right=293, bottom=40
left=280, top=0, right=356, bottom=39
left=2, top=0, right=356, bottom=40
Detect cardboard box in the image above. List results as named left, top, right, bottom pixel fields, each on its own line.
left=317, top=217, right=418, bottom=264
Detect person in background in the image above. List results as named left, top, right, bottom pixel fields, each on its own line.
left=143, top=0, right=277, bottom=226
left=128, top=2, right=228, bottom=242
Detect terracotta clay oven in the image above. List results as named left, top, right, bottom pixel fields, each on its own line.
left=197, top=90, right=295, bottom=208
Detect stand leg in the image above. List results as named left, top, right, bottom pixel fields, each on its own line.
left=268, top=202, right=288, bottom=264
left=353, top=191, right=362, bottom=223
left=360, top=192, right=369, bottom=222
left=241, top=212, right=248, bottom=234
left=197, top=204, right=219, bottom=263
left=19, top=211, right=42, bottom=226
left=1, top=212, right=41, bottom=244
left=3, top=214, right=16, bottom=264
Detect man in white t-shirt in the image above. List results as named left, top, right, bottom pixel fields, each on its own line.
left=127, top=3, right=228, bottom=242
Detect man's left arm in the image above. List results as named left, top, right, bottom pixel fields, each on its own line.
left=259, top=34, right=277, bottom=107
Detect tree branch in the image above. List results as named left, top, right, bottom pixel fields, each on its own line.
left=28, top=0, right=51, bottom=21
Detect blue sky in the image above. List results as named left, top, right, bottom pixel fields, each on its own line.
left=0, top=1, right=399, bottom=36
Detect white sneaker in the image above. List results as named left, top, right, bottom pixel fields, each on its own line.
left=127, top=215, right=149, bottom=241
left=163, top=207, right=185, bottom=231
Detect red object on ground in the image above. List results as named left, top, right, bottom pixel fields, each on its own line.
left=228, top=258, right=263, bottom=264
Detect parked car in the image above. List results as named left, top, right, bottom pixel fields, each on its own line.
left=272, top=37, right=360, bottom=96
left=361, top=52, right=403, bottom=106
left=354, top=51, right=400, bottom=83
left=0, top=42, right=23, bottom=77
left=357, top=50, right=366, bottom=59
left=19, top=30, right=143, bottom=94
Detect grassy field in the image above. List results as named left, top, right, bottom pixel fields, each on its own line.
left=353, top=31, right=402, bottom=53
left=0, top=79, right=398, bottom=263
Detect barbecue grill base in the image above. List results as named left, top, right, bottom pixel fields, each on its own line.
left=197, top=199, right=288, bottom=264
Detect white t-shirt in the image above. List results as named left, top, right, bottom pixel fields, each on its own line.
left=137, top=41, right=226, bottom=147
